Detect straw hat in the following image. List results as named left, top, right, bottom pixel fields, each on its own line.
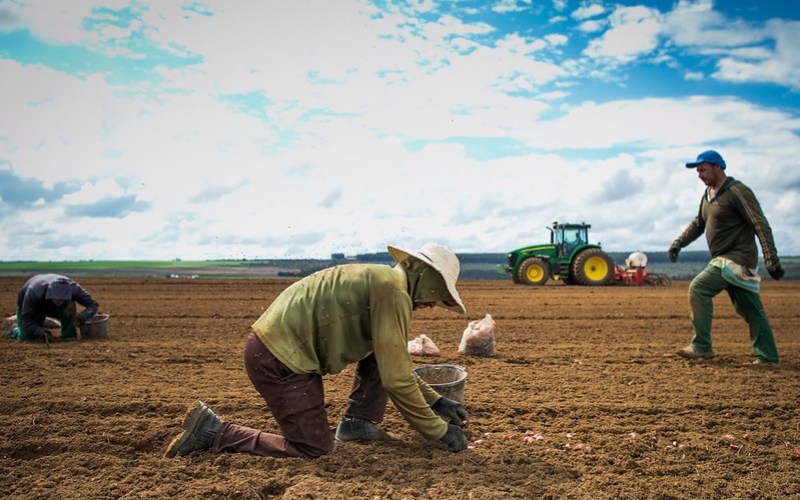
left=387, top=242, right=466, bottom=314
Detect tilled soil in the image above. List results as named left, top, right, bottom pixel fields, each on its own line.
left=1, top=277, right=798, bottom=499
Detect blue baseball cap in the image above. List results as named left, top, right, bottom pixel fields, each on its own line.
left=686, top=150, right=726, bottom=170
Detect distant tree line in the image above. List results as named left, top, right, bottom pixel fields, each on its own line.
left=0, top=249, right=794, bottom=280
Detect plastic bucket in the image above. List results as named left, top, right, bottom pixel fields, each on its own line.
left=79, top=314, right=109, bottom=339
left=414, top=364, right=467, bottom=403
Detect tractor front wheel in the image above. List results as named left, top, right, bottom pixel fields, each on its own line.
left=571, top=249, right=614, bottom=286
left=518, top=257, right=550, bottom=286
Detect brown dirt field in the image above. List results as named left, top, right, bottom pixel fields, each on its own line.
left=1, top=277, right=799, bottom=499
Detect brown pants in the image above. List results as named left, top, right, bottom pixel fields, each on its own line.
left=212, top=332, right=388, bottom=458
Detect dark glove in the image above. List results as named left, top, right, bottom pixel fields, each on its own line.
left=75, top=316, right=86, bottom=327
left=432, top=397, right=468, bottom=426
left=37, top=330, right=54, bottom=342
left=768, top=264, right=784, bottom=281
left=440, top=424, right=468, bottom=452
left=668, top=244, right=680, bottom=263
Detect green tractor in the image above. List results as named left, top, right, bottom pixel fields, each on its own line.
left=497, top=221, right=615, bottom=286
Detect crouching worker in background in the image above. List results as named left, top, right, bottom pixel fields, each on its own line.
left=165, top=243, right=470, bottom=459
left=9, top=274, right=99, bottom=341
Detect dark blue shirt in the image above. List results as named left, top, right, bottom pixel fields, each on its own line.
left=16, top=274, right=99, bottom=338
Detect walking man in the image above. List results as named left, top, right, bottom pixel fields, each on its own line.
left=669, top=150, right=784, bottom=364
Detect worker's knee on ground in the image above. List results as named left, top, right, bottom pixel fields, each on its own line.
left=303, top=444, right=336, bottom=459
left=12, top=326, right=34, bottom=341
left=296, top=438, right=335, bottom=459
left=60, top=323, right=77, bottom=338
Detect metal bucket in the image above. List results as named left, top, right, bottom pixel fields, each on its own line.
left=414, top=364, right=467, bottom=403
left=79, top=314, right=109, bottom=339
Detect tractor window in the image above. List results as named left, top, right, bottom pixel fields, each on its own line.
left=556, top=227, right=588, bottom=256
left=555, top=228, right=587, bottom=245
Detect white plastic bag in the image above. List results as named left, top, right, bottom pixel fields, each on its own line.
left=407, top=334, right=440, bottom=356
left=458, top=314, right=496, bottom=357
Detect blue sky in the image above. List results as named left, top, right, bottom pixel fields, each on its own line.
left=1, top=0, right=798, bottom=261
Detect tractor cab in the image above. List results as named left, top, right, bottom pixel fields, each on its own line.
left=551, top=222, right=590, bottom=260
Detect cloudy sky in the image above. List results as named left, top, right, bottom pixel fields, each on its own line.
left=1, top=0, right=798, bottom=261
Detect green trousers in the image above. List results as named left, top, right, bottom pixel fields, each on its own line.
left=13, top=303, right=78, bottom=341
left=688, top=266, right=778, bottom=363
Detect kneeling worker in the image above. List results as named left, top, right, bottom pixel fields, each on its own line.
left=165, top=242, right=470, bottom=458
left=11, top=274, right=99, bottom=341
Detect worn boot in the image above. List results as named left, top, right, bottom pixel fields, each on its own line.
left=676, top=346, right=716, bottom=359
left=164, top=401, right=223, bottom=458
left=334, top=416, right=394, bottom=442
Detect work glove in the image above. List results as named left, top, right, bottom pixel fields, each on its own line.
left=440, top=424, right=468, bottom=453
left=74, top=316, right=86, bottom=327
left=432, top=397, right=468, bottom=426
left=37, top=330, right=54, bottom=343
left=668, top=244, right=681, bottom=263
left=768, top=264, right=785, bottom=281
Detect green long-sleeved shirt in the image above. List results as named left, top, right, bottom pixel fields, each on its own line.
left=251, top=264, right=448, bottom=441
left=672, top=177, right=780, bottom=270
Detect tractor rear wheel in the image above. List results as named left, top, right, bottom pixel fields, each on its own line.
left=517, top=257, right=550, bottom=286
left=571, top=248, right=614, bottom=286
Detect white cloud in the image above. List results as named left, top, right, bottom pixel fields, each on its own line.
left=572, top=3, right=606, bottom=21
left=544, top=33, right=568, bottom=46
left=6, top=83, right=796, bottom=260
left=1, top=0, right=149, bottom=58
left=61, top=178, right=126, bottom=205
left=492, top=0, right=533, bottom=14
left=583, top=5, right=663, bottom=63
left=537, top=90, right=569, bottom=100
left=577, top=19, right=605, bottom=33
left=665, top=0, right=764, bottom=48
left=659, top=1, right=800, bottom=90
left=520, top=96, right=800, bottom=152
left=1, top=0, right=798, bottom=260
left=407, top=0, right=437, bottom=14
left=712, top=20, right=800, bottom=90
left=0, top=60, right=119, bottom=182
left=496, top=33, right=547, bottom=54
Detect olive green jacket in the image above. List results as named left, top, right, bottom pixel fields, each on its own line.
left=252, top=264, right=448, bottom=441
left=672, top=177, right=780, bottom=270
